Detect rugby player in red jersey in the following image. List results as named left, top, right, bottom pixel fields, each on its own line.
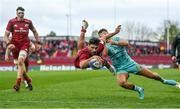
left=3, top=6, right=42, bottom=91
left=74, top=20, right=121, bottom=73
left=5, top=41, right=36, bottom=88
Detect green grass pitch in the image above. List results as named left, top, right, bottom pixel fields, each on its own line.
left=0, top=69, right=180, bottom=108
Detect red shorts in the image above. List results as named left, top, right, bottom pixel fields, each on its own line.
left=11, top=40, right=30, bottom=59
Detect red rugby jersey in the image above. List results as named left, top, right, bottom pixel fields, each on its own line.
left=6, top=17, right=33, bottom=43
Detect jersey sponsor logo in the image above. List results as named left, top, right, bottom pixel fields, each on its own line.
left=14, top=28, right=28, bottom=33
left=25, top=24, right=29, bottom=27
left=14, top=24, right=18, bottom=27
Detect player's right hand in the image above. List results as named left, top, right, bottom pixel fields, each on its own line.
left=91, top=56, right=103, bottom=63
left=5, top=52, right=10, bottom=62
left=82, top=20, right=88, bottom=30
left=5, top=55, right=10, bottom=62
left=36, top=43, right=42, bottom=51
left=115, top=25, right=121, bottom=34
left=7, top=44, right=15, bottom=50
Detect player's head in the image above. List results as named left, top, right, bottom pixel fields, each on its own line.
left=16, top=6, right=25, bottom=19
left=98, top=28, right=109, bottom=38
left=88, top=37, right=100, bottom=55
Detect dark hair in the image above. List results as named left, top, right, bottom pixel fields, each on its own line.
left=89, top=37, right=100, bottom=46
left=98, top=28, right=108, bottom=35
left=16, top=6, right=25, bottom=11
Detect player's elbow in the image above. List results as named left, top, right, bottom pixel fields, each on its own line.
left=119, top=41, right=129, bottom=46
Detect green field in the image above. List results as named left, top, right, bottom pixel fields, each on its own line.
left=0, top=69, right=180, bottom=108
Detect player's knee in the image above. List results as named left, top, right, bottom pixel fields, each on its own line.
left=18, top=58, right=24, bottom=66
left=118, top=81, right=127, bottom=87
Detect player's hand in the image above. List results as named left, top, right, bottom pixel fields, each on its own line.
left=91, top=56, right=104, bottom=62
left=7, top=44, right=15, bottom=50
left=82, top=20, right=89, bottom=30
left=35, top=41, right=42, bottom=51
left=5, top=52, right=10, bottom=62
left=5, top=55, right=10, bottom=62
left=29, top=42, right=36, bottom=52
left=114, top=25, right=121, bottom=34
left=36, top=44, right=42, bottom=51
left=172, top=56, right=176, bottom=62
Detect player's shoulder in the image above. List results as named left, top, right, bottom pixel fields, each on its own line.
left=9, top=18, right=17, bottom=23
left=24, top=18, right=32, bottom=24
left=78, top=47, right=89, bottom=54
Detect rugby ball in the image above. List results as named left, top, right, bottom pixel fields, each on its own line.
left=89, top=59, right=103, bottom=70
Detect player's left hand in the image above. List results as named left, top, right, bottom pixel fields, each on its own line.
left=7, top=44, right=15, bottom=50
left=36, top=41, right=42, bottom=51
left=36, top=44, right=42, bottom=51
left=5, top=53, right=10, bottom=62
left=172, top=56, right=176, bottom=62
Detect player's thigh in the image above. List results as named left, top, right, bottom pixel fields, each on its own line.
left=18, top=50, right=28, bottom=63
left=18, top=42, right=30, bottom=61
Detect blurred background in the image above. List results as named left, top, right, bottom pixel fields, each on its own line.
left=0, top=0, right=180, bottom=71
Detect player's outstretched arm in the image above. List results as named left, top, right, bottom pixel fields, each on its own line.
left=78, top=20, right=89, bottom=50
left=108, top=39, right=129, bottom=46
left=101, top=25, right=121, bottom=42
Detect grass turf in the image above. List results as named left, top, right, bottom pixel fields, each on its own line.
left=0, top=69, right=180, bottom=108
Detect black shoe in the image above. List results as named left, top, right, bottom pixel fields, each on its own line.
left=27, top=84, right=33, bottom=91
left=13, top=84, right=20, bottom=92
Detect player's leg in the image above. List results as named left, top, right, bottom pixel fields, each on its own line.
left=13, top=50, right=28, bottom=91
left=117, top=73, right=144, bottom=99
left=12, top=49, right=22, bottom=91
left=137, top=68, right=180, bottom=88
left=23, top=57, right=33, bottom=91
left=77, top=20, right=88, bottom=50
left=14, top=58, right=30, bottom=88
